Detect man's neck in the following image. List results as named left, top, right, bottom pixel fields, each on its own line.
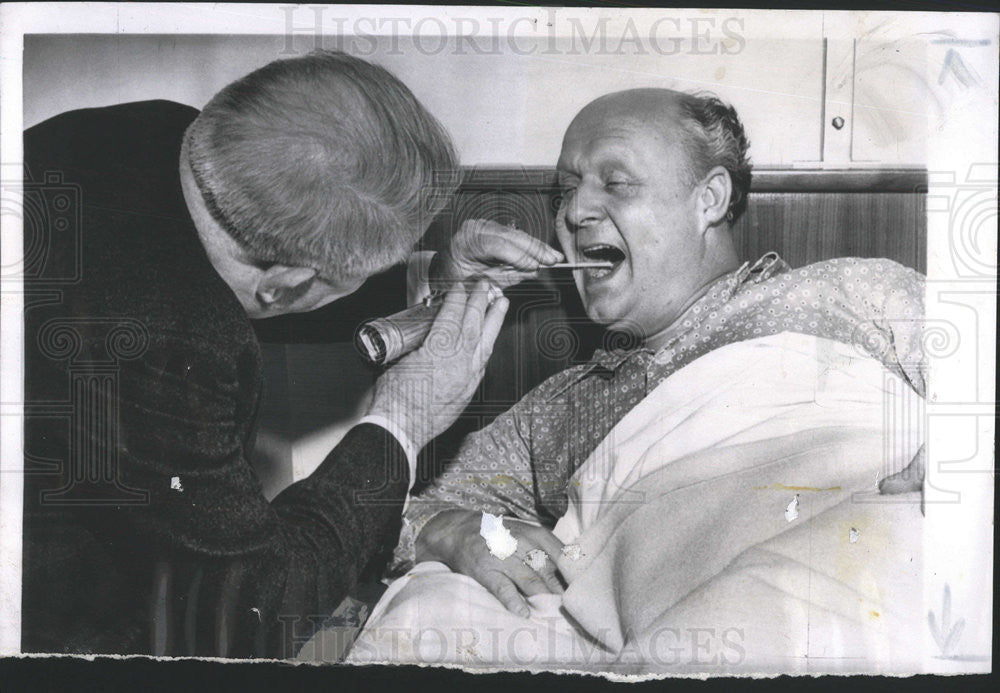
left=178, top=149, right=261, bottom=316
left=643, top=254, right=741, bottom=352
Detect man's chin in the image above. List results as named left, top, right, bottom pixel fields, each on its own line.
left=581, top=302, right=648, bottom=342
left=585, top=303, right=630, bottom=331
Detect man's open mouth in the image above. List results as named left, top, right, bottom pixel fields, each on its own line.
left=579, top=243, right=626, bottom=280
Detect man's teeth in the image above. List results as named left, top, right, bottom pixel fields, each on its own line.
left=579, top=245, right=624, bottom=279
left=584, top=260, right=617, bottom=279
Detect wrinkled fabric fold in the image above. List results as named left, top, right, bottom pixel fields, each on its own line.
left=339, top=332, right=923, bottom=673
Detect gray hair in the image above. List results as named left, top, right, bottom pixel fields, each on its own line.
left=184, top=50, right=458, bottom=284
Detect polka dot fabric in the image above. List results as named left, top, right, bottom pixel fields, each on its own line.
left=391, top=254, right=925, bottom=573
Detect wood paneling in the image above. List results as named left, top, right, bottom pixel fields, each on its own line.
left=734, top=191, right=926, bottom=273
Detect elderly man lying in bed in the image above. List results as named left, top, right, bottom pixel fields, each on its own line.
left=335, top=89, right=927, bottom=673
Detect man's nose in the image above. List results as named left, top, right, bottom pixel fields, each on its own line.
left=561, top=183, right=604, bottom=230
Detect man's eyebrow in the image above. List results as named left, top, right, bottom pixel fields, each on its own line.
left=558, top=152, right=632, bottom=171
left=557, top=135, right=643, bottom=176
left=599, top=155, right=635, bottom=171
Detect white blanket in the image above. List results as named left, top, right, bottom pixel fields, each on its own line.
left=335, top=333, right=924, bottom=674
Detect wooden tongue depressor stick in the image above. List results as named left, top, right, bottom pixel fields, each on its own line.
left=546, top=261, right=615, bottom=270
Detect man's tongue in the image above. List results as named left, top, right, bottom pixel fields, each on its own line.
left=580, top=244, right=625, bottom=280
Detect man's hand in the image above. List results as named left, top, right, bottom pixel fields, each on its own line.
left=879, top=445, right=925, bottom=514
left=415, top=508, right=565, bottom=618
left=432, top=219, right=564, bottom=290
left=367, top=281, right=508, bottom=452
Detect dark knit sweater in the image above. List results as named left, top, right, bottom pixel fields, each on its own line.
left=22, top=101, right=409, bottom=658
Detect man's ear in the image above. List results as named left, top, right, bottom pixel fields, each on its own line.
left=255, top=265, right=318, bottom=309
left=697, top=166, right=733, bottom=229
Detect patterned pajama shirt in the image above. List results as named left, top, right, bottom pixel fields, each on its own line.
left=392, top=253, right=925, bottom=571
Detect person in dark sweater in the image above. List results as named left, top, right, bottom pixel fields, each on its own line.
left=21, top=50, right=556, bottom=658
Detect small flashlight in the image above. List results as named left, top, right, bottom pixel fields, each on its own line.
left=355, top=291, right=445, bottom=366
left=354, top=262, right=612, bottom=366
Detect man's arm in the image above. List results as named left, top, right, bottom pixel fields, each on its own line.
left=390, top=369, right=590, bottom=616
left=91, top=332, right=409, bottom=659
left=393, top=391, right=541, bottom=574
left=864, top=260, right=927, bottom=494
left=882, top=263, right=926, bottom=397
left=404, top=404, right=567, bottom=617
left=77, top=283, right=504, bottom=658
left=850, top=259, right=926, bottom=397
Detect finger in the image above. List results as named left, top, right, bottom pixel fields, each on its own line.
left=524, top=526, right=565, bottom=558
left=473, top=296, right=508, bottom=370
left=511, top=550, right=561, bottom=596
left=538, top=567, right=565, bottom=594
left=518, top=541, right=565, bottom=594
left=517, top=234, right=564, bottom=265
left=469, top=225, right=562, bottom=271
left=509, top=563, right=552, bottom=597
left=493, top=228, right=563, bottom=267
left=433, top=282, right=467, bottom=327
left=472, top=296, right=510, bottom=369
left=526, top=554, right=565, bottom=594
left=460, top=280, right=490, bottom=351
left=425, top=282, right=467, bottom=352
left=484, top=572, right=530, bottom=618
left=484, top=267, right=539, bottom=290
left=523, top=531, right=566, bottom=592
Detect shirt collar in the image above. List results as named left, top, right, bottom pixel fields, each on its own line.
left=745, top=251, right=788, bottom=283
left=588, top=253, right=789, bottom=372
left=591, top=342, right=644, bottom=371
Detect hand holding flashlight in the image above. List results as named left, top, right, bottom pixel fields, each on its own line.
left=366, top=280, right=509, bottom=452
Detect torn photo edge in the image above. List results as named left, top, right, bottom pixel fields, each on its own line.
left=0, top=2, right=995, bottom=677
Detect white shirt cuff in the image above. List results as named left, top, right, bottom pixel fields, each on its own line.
left=356, top=414, right=418, bottom=496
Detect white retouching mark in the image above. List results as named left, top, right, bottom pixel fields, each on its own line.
left=480, top=512, right=518, bottom=560
left=784, top=494, right=800, bottom=522
left=524, top=548, right=548, bottom=572
left=561, top=544, right=583, bottom=561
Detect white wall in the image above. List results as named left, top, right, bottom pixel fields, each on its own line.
left=25, top=12, right=965, bottom=171
left=25, top=32, right=826, bottom=168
